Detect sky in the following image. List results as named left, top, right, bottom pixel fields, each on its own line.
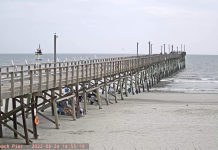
left=0, top=0, right=218, bottom=55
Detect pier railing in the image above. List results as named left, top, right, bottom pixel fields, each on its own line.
left=0, top=53, right=183, bottom=75
left=0, top=53, right=184, bottom=101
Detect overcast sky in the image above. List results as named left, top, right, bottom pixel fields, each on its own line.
left=0, top=0, right=218, bottom=55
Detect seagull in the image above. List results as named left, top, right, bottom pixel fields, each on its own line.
left=25, top=59, right=28, bottom=64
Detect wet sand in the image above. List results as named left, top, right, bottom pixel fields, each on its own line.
left=1, top=93, right=218, bottom=150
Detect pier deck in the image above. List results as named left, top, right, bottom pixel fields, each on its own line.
left=0, top=52, right=186, bottom=145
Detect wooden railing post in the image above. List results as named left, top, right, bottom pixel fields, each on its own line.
left=6, top=67, right=9, bottom=78
left=86, top=64, right=88, bottom=81
left=104, top=62, right=106, bottom=77
left=97, top=63, right=99, bottom=78
left=39, top=69, right=42, bottom=93
left=30, top=70, right=33, bottom=93
left=104, top=77, right=108, bottom=105
left=94, top=63, right=96, bottom=79
left=110, top=61, right=112, bottom=77
left=83, top=82, right=87, bottom=114
left=59, top=67, right=62, bottom=93
left=82, top=65, right=84, bottom=82
left=46, top=68, right=49, bottom=90
left=66, top=63, right=69, bottom=85
left=101, top=63, right=103, bottom=78
left=71, top=66, right=75, bottom=85
left=89, top=64, right=92, bottom=81
left=28, top=66, right=31, bottom=75
left=54, top=67, right=57, bottom=88
left=77, top=66, right=79, bottom=85
left=34, top=65, right=36, bottom=75
left=21, top=70, right=24, bottom=95
left=11, top=72, right=15, bottom=98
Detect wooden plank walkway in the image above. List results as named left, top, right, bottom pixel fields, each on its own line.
left=0, top=53, right=184, bottom=100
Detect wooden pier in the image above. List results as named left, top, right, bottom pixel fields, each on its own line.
left=0, top=52, right=186, bottom=144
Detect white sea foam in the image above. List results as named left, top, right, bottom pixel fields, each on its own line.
left=174, top=79, right=218, bottom=83
left=152, top=88, right=218, bottom=93
left=161, top=78, right=218, bottom=83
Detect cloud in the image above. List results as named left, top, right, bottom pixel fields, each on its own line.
left=77, top=0, right=138, bottom=5
left=0, top=0, right=218, bottom=54
left=142, top=6, right=217, bottom=18
left=104, top=0, right=137, bottom=5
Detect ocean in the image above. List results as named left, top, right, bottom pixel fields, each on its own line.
left=0, top=54, right=217, bottom=93
left=153, top=55, right=218, bottom=93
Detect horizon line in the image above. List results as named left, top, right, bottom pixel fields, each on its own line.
left=0, top=53, right=217, bottom=56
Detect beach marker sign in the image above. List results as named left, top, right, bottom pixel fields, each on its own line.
left=35, top=44, right=43, bottom=65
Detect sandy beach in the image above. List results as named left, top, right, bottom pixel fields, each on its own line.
left=1, top=92, right=218, bottom=150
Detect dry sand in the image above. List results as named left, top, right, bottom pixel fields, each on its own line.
left=1, top=93, right=218, bottom=150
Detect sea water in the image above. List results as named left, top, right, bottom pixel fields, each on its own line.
left=153, top=55, right=218, bottom=93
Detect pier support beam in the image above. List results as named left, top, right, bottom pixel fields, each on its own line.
left=51, top=101, right=54, bottom=116
left=83, top=83, right=87, bottom=114
left=76, top=84, right=80, bottom=118
left=4, top=98, right=9, bottom=123
left=72, top=97, right=76, bottom=120
left=119, top=76, right=124, bottom=100
left=141, top=71, right=145, bottom=92
left=0, top=105, right=2, bottom=138
left=12, top=98, right=18, bottom=138
left=70, top=85, right=76, bottom=120
left=113, top=81, right=117, bottom=103
left=148, top=67, right=151, bottom=89
left=52, top=90, right=59, bottom=129
left=137, top=72, right=141, bottom=93
left=125, top=74, right=128, bottom=97
left=26, top=97, right=31, bottom=118
left=135, top=74, right=138, bottom=94
left=104, top=78, right=109, bottom=105
left=31, top=96, right=38, bottom=139
left=145, top=69, right=149, bottom=92
left=130, top=71, right=134, bottom=95
left=40, top=94, right=45, bottom=113
left=20, top=97, right=30, bottom=145
left=95, top=80, right=102, bottom=109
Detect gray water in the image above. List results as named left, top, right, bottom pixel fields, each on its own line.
left=153, top=55, right=218, bottom=93
left=0, top=54, right=217, bottom=93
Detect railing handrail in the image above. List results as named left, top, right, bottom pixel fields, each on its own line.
left=0, top=53, right=184, bottom=79
left=0, top=53, right=182, bottom=75
left=0, top=53, right=183, bottom=70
